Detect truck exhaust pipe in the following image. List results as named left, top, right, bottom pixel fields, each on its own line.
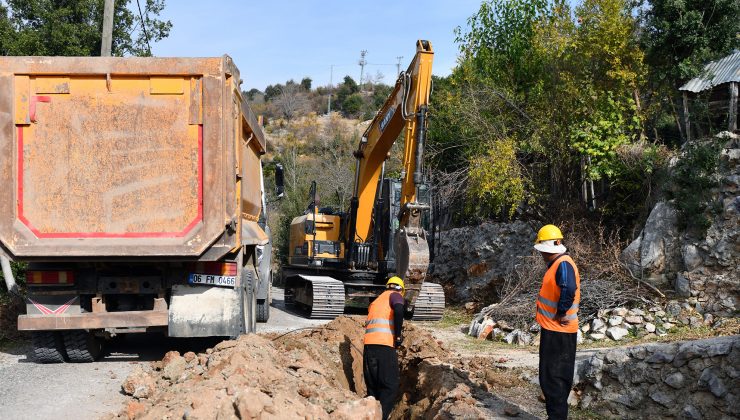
left=1, top=254, right=19, bottom=296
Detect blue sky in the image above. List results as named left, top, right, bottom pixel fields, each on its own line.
left=151, top=0, right=483, bottom=91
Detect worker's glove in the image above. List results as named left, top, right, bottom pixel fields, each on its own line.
left=395, top=335, right=404, bottom=348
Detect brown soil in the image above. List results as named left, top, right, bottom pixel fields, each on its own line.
left=113, top=316, right=539, bottom=420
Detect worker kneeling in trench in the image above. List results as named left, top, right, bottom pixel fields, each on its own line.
left=363, top=276, right=406, bottom=420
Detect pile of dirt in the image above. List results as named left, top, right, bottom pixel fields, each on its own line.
left=114, top=316, right=535, bottom=419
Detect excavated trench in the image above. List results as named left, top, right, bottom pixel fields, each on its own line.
left=113, top=316, right=534, bottom=419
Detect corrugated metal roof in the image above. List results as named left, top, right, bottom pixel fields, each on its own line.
left=680, top=51, right=740, bottom=93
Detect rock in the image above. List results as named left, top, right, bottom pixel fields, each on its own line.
left=666, top=301, right=682, bottom=316
left=681, top=244, right=703, bottom=271
left=122, top=366, right=156, bottom=399
left=662, top=322, right=674, bottom=330
left=591, top=318, right=606, bottom=332
left=689, top=316, right=703, bottom=328
left=503, top=330, right=532, bottom=346
left=589, top=333, right=606, bottom=340
left=608, top=316, right=624, bottom=326
left=234, top=388, right=274, bottom=419
left=581, top=323, right=591, bottom=333
left=183, top=351, right=196, bottom=363
left=646, top=351, right=674, bottom=364
left=576, top=329, right=583, bottom=345
left=681, top=404, right=702, bottom=420
left=645, top=323, right=656, bottom=333
left=621, top=202, right=681, bottom=286
left=612, top=307, right=628, bottom=317
left=625, top=316, right=643, bottom=324
left=675, top=273, right=691, bottom=297
left=161, top=351, right=186, bottom=381
left=125, top=401, right=146, bottom=420
left=214, top=340, right=238, bottom=351
left=703, top=313, right=714, bottom=325
left=628, top=308, right=646, bottom=316
left=529, top=323, right=541, bottom=334
left=567, top=390, right=579, bottom=407
left=606, top=326, right=629, bottom=341
left=464, top=302, right=477, bottom=312
left=649, top=390, right=674, bottom=408
left=698, top=368, right=727, bottom=397
left=331, top=397, right=382, bottom=420
left=663, top=372, right=685, bottom=388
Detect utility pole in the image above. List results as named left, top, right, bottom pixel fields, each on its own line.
left=396, top=56, right=403, bottom=75
left=327, top=64, right=334, bottom=115
left=358, top=50, right=367, bottom=92
left=101, top=0, right=114, bottom=56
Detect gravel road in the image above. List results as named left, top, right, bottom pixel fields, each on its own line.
left=0, top=287, right=328, bottom=420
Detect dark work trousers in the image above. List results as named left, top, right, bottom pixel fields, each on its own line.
left=539, top=328, right=577, bottom=420
left=363, top=344, right=400, bottom=420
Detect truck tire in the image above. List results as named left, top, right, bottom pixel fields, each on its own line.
left=240, top=261, right=257, bottom=334
left=31, top=331, right=67, bottom=363
left=256, top=299, right=270, bottom=322
left=63, top=330, right=102, bottom=362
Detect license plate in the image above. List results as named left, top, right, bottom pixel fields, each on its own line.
left=188, top=273, right=236, bottom=288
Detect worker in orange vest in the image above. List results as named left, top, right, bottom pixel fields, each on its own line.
left=534, top=224, right=580, bottom=420
left=363, top=276, right=406, bottom=420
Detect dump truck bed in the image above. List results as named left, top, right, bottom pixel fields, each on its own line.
left=0, top=56, right=265, bottom=258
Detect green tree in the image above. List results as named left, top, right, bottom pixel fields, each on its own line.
left=642, top=0, right=740, bottom=90
left=341, top=93, right=364, bottom=118
left=0, top=0, right=171, bottom=56
left=300, top=77, right=312, bottom=91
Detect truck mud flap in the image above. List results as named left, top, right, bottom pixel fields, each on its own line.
left=168, top=284, right=240, bottom=337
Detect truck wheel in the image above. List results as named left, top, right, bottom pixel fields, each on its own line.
left=256, top=299, right=270, bottom=322
left=63, top=330, right=102, bottom=362
left=241, top=264, right=257, bottom=334
left=31, top=331, right=67, bottom=363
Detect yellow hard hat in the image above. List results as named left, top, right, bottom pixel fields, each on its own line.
left=386, top=276, right=405, bottom=290
left=536, top=224, right=563, bottom=243
left=534, top=224, right=566, bottom=254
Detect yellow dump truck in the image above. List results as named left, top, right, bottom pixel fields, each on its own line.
left=0, top=56, right=279, bottom=362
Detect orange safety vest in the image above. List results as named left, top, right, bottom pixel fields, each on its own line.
left=536, top=254, right=580, bottom=333
left=363, top=290, right=397, bottom=347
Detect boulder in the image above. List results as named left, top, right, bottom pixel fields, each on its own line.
left=606, top=326, right=629, bottom=341
left=591, top=318, right=606, bottom=332
left=608, top=316, right=624, bottom=326
left=644, top=323, right=656, bottom=333
left=621, top=202, right=681, bottom=286
left=122, top=366, right=156, bottom=399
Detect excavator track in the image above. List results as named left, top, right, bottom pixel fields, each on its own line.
left=289, top=275, right=346, bottom=319
left=411, top=282, right=445, bottom=321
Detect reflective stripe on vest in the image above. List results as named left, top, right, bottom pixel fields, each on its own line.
left=535, top=255, right=581, bottom=333
left=364, top=290, right=396, bottom=347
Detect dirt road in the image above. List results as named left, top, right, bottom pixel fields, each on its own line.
left=0, top=287, right=323, bottom=420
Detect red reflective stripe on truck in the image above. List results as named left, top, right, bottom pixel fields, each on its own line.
left=16, top=124, right=204, bottom=238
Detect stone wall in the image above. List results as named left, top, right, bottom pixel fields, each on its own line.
left=575, top=335, right=739, bottom=419
left=430, top=221, right=534, bottom=302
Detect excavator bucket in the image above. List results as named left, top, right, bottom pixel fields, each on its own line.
left=396, top=228, right=430, bottom=283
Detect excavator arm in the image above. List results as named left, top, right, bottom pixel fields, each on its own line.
left=347, top=40, right=434, bottom=286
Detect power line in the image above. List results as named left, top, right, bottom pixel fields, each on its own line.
left=136, top=0, right=151, bottom=55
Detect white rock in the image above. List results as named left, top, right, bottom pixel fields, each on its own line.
left=645, top=323, right=656, bottom=333
left=608, top=316, right=624, bottom=326
left=612, top=307, right=628, bottom=317
left=625, top=316, right=643, bottom=324
left=577, top=329, right=583, bottom=345
left=591, top=318, right=606, bottom=332
left=606, top=326, right=629, bottom=341
left=581, top=323, right=591, bottom=333
left=589, top=333, right=606, bottom=340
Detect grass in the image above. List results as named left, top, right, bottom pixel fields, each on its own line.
left=437, top=306, right=474, bottom=328
left=577, top=318, right=739, bottom=349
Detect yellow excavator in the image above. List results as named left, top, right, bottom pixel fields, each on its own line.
left=282, top=40, right=444, bottom=320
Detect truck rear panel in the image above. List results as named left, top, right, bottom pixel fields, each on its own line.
left=0, top=56, right=265, bottom=258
